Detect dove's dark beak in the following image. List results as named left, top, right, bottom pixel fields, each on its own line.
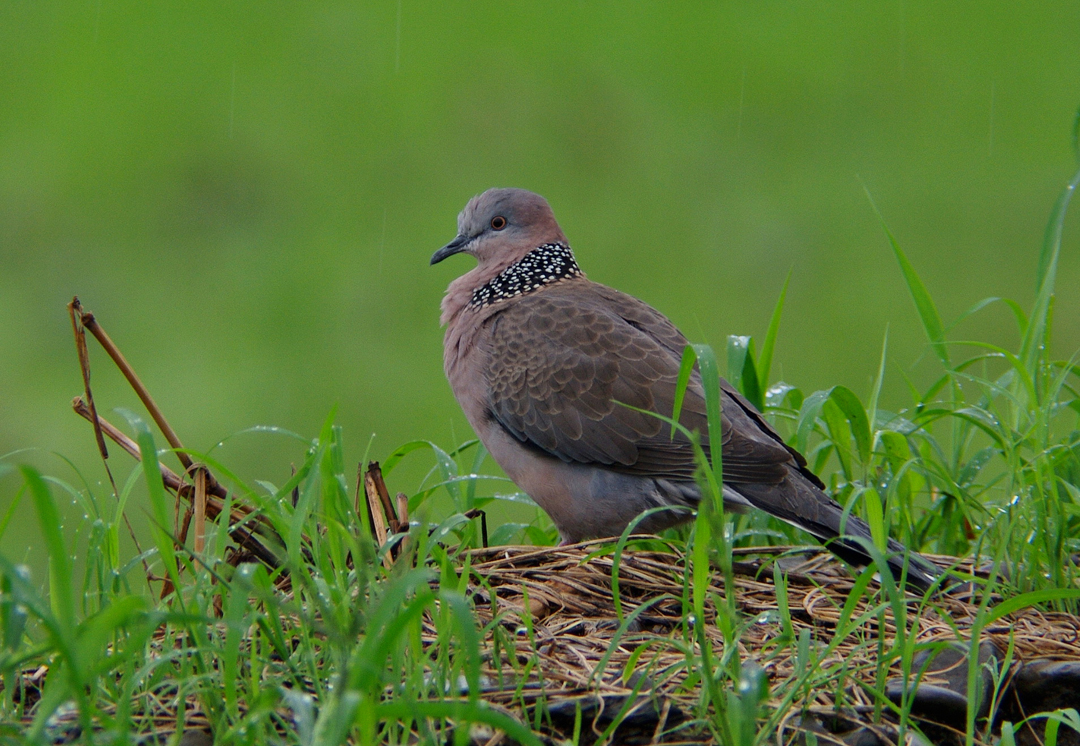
left=430, top=234, right=472, bottom=265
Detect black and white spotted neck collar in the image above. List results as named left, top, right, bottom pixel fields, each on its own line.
left=469, top=242, right=583, bottom=309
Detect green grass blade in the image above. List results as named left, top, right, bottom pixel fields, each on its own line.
left=828, top=386, right=873, bottom=467
left=382, top=440, right=440, bottom=474
left=691, top=343, right=725, bottom=492
left=860, top=486, right=887, bottom=551
left=867, top=328, right=888, bottom=438
left=0, top=563, right=30, bottom=654
left=794, top=389, right=830, bottom=454
left=443, top=591, right=481, bottom=702
left=1023, top=164, right=1080, bottom=372
left=865, top=189, right=950, bottom=367
left=983, top=588, right=1080, bottom=624
left=72, top=595, right=149, bottom=679
left=821, top=398, right=854, bottom=479
left=122, top=412, right=182, bottom=597
left=1073, top=103, right=1080, bottom=160
left=0, top=470, right=22, bottom=544
left=757, top=269, right=791, bottom=400
left=727, top=335, right=763, bottom=410
left=21, top=466, right=75, bottom=634
left=223, top=567, right=250, bottom=716
left=672, top=345, right=698, bottom=438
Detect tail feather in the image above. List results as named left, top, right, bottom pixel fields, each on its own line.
left=730, top=469, right=944, bottom=594
left=823, top=534, right=943, bottom=593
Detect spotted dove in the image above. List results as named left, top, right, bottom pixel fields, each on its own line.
left=432, top=188, right=941, bottom=591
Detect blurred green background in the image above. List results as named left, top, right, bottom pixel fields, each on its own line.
left=3, top=2, right=1080, bottom=564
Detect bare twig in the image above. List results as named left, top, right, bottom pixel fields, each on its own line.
left=177, top=506, right=193, bottom=549
left=68, top=297, right=148, bottom=579
left=364, top=463, right=393, bottom=569
left=291, top=464, right=299, bottom=508
left=460, top=508, right=488, bottom=548
left=395, top=491, right=409, bottom=532
left=194, top=467, right=207, bottom=554
left=68, top=298, right=110, bottom=462
left=354, top=462, right=365, bottom=526
left=72, top=396, right=283, bottom=570
left=73, top=397, right=203, bottom=496
left=368, top=462, right=396, bottom=529
left=74, top=302, right=192, bottom=473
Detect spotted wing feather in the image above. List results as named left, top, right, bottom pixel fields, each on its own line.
left=482, top=282, right=793, bottom=484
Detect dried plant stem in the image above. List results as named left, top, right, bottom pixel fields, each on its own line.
left=364, top=462, right=395, bottom=569
left=194, top=467, right=207, bottom=555
left=72, top=396, right=282, bottom=570
left=71, top=299, right=192, bottom=473
left=68, top=297, right=148, bottom=579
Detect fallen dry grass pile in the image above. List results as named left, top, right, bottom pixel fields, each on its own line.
left=448, top=541, right=1080, bottom=745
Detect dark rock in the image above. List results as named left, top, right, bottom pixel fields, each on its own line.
left=178, top=731, right=214, bottom=746
left=791, top=713, right=935, bottom=746
left=885, top=640, right=1001, bottom=728
left=885, top=681, right=969, bottom=725
left=1003, top=660, right=1080, bottom=746
left=844, top=726, right=889, bottom=746
left=543, top=692, right=686, bottom=744
left=1012, top=660, right=1080, bottom=712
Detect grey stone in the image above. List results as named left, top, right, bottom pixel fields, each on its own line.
left=885, top=640, right=1001, bottom=727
